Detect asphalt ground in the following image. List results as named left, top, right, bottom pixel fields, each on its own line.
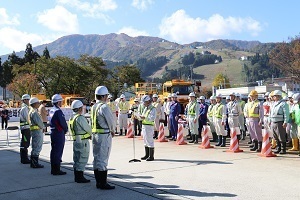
left=1, top=121, right=300, bottom=200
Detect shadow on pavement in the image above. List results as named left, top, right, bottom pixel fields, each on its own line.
left=154, top=159, right=233, bottom=165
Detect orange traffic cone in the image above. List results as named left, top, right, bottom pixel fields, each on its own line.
left=157, top=123, right=168, bottom=142
left=176, top=124, right=187, bottom=145
left=199, top=125, right=214, bottom=149
left=226, top=127, right=243, bottom=153
left=126, top=121, right=134, bottom=138
left=259, top=129, right=277, bottom=157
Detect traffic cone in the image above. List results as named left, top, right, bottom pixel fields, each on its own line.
left=259, top=129, right=277, bottom=157
left=199, top=125, right=214, bottom=149
left=157, top=123, right=168, bottom=142
left=126, top=121, right=134, bottom=138
left=226, top=127, right=243, bottom=153
left=176, top=124, right=187, bottom=145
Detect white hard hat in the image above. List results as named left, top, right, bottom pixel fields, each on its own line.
left=226, top=96, right=230, bottom=100
left=152, top=94, right=158, bottom=98
left=95, top=86, right=109, bottom=95
left=216, top=94, right=222, bottom=98
left=229, top=92, right=235, bottom=96
left=288, top=92, right=294, bottom=98
left=157, top=98, right=161, bottom=102
left=292, top=93, right=300, bottom=103
left=29, top=97, right=39, bottom=105
left=71, top=100, right=83, bottom=109
left=108, top=94, right=112, bottom=99
left=141, top=95, right=151, bottom=102
left=235, top=93, right=241, bottom=97
left=171, top=93, right=177, bottom=98
left=264, top=92, right=270, bottom=97
left=209, top=96, right=216, bottom=100
left=282, top=96, right=288, bottom=101
left=199, top=96, right=205, bottom=100
left=273, top=90, right=282, bottom=96
left=197, top=99, right=200, bottom=103
left=134, top=98, right=139, bottom=102
left=52, top=94, right=63, bottom=103
left=22, top=94, right=30, bottom=100
left=189, top=92, right=196, bottom=97
left=167, top=94, right=172, bottom=98
left=120, top=94, right=125, bottom=99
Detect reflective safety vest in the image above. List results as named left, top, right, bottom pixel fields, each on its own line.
left=107, top=101, right=116, bottom=112
left=91, top=103, right=109, bottom=133
left=119, top=102, right=129, bottom=111
left=294, top=104, right=300, bottom=125
left=207, top=104, right=214, bottom=117
left=28, top=108, right=40, bottom=131
left=213, top=103, right=223, bottom=119
left=188, top=101, right=196, bottom=116
left=249, top=101, right=260, bottom=118
left=142, top=105, right=155, bottom=126
left=69, top=114, right=91, bottom=141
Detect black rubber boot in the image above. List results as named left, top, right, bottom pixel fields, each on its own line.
left=187, top=130, right=192, bottom=140
left=241, top=131, right=246, bottom=140
left=138, top=130, right=141, bottom=136
left=75, top=171, right=90, bottom=183
left=215, top=135, right=222, bottom=146
left=124, top=129, right=127, bottom=136
left=52, top=164, right=67, bottom=175
left=210, top=132, right=218, bottom=142
left=30, top=156, right=44, bottom=168
left=146, top=148, right=154, bottom=161
left=97, top=170, right=115, bottom=190
left=256, top=141, right=262, bottom=152
left=20, top=149, right=31, bottom=164
left=194, top=135, right=199, bottom=144
left=273, top=142, right=282, bottom=154
left=220, top=136, right=227, bottom=147
left=119, top=129, right=123, bottom=136
left=153, top=131, right=158, bottom=139
left=94, top=170, right=101, bottom=188
left=279, top=142, right=286, bottom=154
left=167, top=130, right=172, bottom=138
left=189, top=135, right=195, bottom=143
left=250, top=140, right=258, bottom=151
left=141, top=146, right=150, bottom=160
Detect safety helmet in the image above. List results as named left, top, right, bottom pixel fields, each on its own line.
left=120, top=94, right=125, bottom=99
left=235, top=93, right=241, bottom=97
left=171, top=93, right=177, bottom=98
left=167, top=94, right=172, bottom=98
left=229, top=92, right=235, bottom=96
left=141, top=95, right=151, bottom=102
left=71, top=100, right=83, bottom=109
left=292, top=93, right=300, bottom=103
left=108, top=94, right=112, bottom=99
left=152, top=94, right=158, bottom=98
left=29, top=97, right=39, bottom=105
left=22, top=94, right=30, bottom=100
left=249, top=90, right=258, bottom=96
left=189, top=92, right=196, bottom=97
left=134, top=98, right=139, bottom=102
left=264, top=92, right=270, bottom=97
left=95, top=86, right=109, bottom=95
left=288, top=92, right=294, bottom=98
left=52, top=94, right=63, bottom=103
left=273, top=90, right=282, bottom=96
left=199, top=96, right=205, bottom=100
left=209, top=96, right=216, bottom=100
left=216, top=94, right=222, bottom=98
left=226, top=96, right=230, bottom=100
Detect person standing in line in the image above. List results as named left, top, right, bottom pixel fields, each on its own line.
left=1, top=104, right=9, bottom=130
left=286, top=93, right=299, bottom=151
left=28, top=97, right=44, bottom=168
left=69, top=100, right=92, bottom=183
left=130, top=98, right=142, bottom=136
left=213, top=94, right=227, bottom=147
left=169, top=93, right=181, bottom=141
left=38, top=100, right=48, bottom=134
left=207, top=96, right=218, bottom=142
left=187, top=93, right=199, bottom=144
left=107, top=95, right=118, bottom=134
left=19, top=94, right=31, bottom=164
left=164, top=94, right=172, bottom=138
left=49, top=94, right=68, bottom=175
left=91, top=86, right=116, bottom=190
left=118, top=94, right=129, bottom=136
left=140, top=95, right=156, bottom=161
left=198, top=96, right=209, bottom=142
left=236, top=93, right=246, bottom=140
left=227, top=92, right=243, bottom=141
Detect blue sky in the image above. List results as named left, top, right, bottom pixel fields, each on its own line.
left=0, top=0, right=299, bottom=55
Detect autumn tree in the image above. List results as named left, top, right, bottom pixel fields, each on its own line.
left=7, top=74, right=41, bottom=98
left=212, top=73, right=230, bottom=88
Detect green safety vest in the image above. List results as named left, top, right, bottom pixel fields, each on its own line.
left=249, top=101, right=259, bottom=118
left=142, top=105, right=155, bottom=126
left=119, top=102, right=129, bottom=111
left=188, top=102, right=196, bottom=116
left=29, top=108, right=40, bottom=131
left=208, top=105, right=214, bottom=117
left=91, top=103, right=109, bottom=133
left=294, top=104, right=300, bottom=126
left=69, top=114, right=91, bottom=141
left=213, top=104, right=223, bottom=119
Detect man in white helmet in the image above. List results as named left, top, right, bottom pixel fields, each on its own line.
left=187, top=93, right=199, bottom=144
left=169, top=93, right=181, bottom=141
left=152, top=94, right=161, bottom=139
left=163, top=94, right=172, bottom=138
left=140, top=95, right=156, bottom=161
left=130, top=98, right=142, bottom=136
left=19, top=94, right=31, bottom=164
left=213, top=94, right=227, bottom=147
left=69, top=100, right=92, bottom=183
left=49, top=94, right=68, bottom=175
left=198, top=96, right=209, bottom=143
left=286, top=92, right=299, bottom=151
left=207, top=96, right=218, bottom=142
left=235, top=93, right=246, bottom=140
left=28, top=97, right=45, bottom=168
left=107, top=94, right=118, bottom=134
left=117, top=94, right=129, bottom=136
left=92, top=86, right=116, bottom=189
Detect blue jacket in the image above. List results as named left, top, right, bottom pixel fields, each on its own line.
left=49, top=106, right=68, bottom=133
left=170, top=101, right=181, bottom=117
left=199, top=103, right=208, bottom=123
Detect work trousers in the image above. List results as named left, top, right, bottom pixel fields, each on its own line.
left=73, top=139, right=90, bottom=171
left=93, top=133, right=112, bottom=171
left=50, top=130, right=65, bottom=165
left=142, top=125, right=154, bottom=148
left=31, top=130, right=44, bottom=156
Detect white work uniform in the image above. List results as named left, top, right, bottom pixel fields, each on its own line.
left=212, top=103, right=227, bottom=136
left=163, top=100, right=172, bottom=129
left=118, top=101, right=129, bottom=130
left=152, top=101, right=162, bottom=132
left=29, top=107, right=45, bottom=156
left=186, top=100, right=199, bottom=135
left=207, top=103, right=216, bottom=133
left=227, top=100, right=243, bottom=135
left=141, top=104, right=156, bottom=148
left=92, top=101, right=116, bottom=171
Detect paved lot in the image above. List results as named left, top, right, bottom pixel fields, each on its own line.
left=1, top=121, right=300, bottom=200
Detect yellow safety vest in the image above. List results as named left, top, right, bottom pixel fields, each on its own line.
left=107, top=102, right=116, bottom=112
left=69, top=114, right=91, bottom=141
left=249, top=101, right=260, bottom=118
left=188, top=102, right=196, bottom=116
left=142, top=106, right=155, bottom=126
left=91, top=103, right=109, bottom=133
left=213, top=104, right=223, bottom=119
left=208, top=105, right=214, bottom=117
left=29, top=108, right=40, bottom=131
left=119, top=102, right=128, bottom=111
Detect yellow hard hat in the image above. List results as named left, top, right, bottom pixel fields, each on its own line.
left=249, top=90, right=258, bottom=96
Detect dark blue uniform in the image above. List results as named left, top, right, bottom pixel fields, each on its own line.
left=49, top=106, right=68, bottom=165
left=169, top=101, right=181, bottom=140
left=198, top=102, right=208, bottom=136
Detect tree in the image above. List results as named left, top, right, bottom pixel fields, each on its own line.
left=7, top=74, right=41, bottom=98
left=43, top=47, right=51, bottom=59
left=212, top=73, right=230, bottom=88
